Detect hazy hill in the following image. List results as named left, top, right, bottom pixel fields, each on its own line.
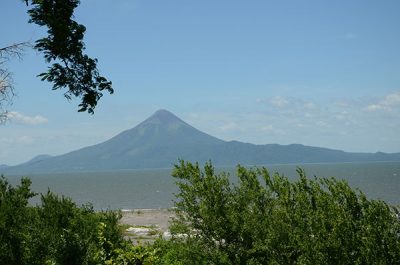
left=2, top=109, right=400, bottom=174
left=18, top=154, right=53, bottom=166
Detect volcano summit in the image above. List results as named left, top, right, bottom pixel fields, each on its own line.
left=2, top=109, right=400, bottom=174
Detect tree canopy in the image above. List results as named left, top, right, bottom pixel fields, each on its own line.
left=169, top=161, right=400, bottom=264
left=0, top=176, right=123, bottom=265
left=1, top=163, right=400, bottom=264
left=0, top=0, right=113, bottom=118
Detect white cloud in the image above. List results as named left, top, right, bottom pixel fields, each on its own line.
left=304, top=112, right=314, bottom=118
left=260, top=124, right=274, bottom=132
left=18, top=135, right=35, bottom=144
left=269, top=96, right=289, bottom=108
left=193, top=95, right=399, bottom=152
left=6, top=111, right=48, bottom=125
left=365, top=91, right=400, bottom=112
left=217, top=122, right=240, bottom=132
left=0, top=136, right=35, bottom=145
left=334, top=110, right=349, bottom=121
left=334, top=101, right=351, bottom=108
left=0, top=137, right=14, bottom=144
left=303, top=102, right=316, bottom=109
left=316, top=121, right=329, bottom=128
left=366, top=104, right=387, bottom=112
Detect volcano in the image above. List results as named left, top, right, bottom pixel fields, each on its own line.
left=3, top=109, right=400, bottom=174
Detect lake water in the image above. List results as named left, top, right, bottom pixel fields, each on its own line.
left=4, top=161, right=400, bottom=210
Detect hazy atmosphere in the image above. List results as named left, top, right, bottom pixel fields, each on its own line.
left=2, top=0, right=400, bottom=165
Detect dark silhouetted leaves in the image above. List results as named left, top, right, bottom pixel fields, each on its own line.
left=26, top=0, right=113, bottom=114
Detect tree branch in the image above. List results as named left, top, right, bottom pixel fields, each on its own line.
left=0, top=42, right=30, bottom=123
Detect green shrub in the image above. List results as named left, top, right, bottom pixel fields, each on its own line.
left=0, top=176, right=123, bottom=265
left=0, top=176, right=36, bottom=265
left=3, top=162, right=400, bottom=265
left=170, top=161, right=400, bottom=264
left=151, top=237, right=230, bottom=265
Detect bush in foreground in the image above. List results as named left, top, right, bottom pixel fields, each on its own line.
left=169, top=161, right=400, bottom=264
left=2, top=161, right=400, bottom=264
left=0, top=176, right=123, bottom=265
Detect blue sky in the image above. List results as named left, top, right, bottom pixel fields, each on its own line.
left=1, top=0, right=400, bottom=165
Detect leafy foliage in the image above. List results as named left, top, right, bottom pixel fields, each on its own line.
left=26, top=0, right=113, bottom=114
left=0, top=176, right=36, bottom=264
left=94, top=225, right=161, bottom=265
left=0, top=176, right=123, bottom=265
left=2, top=162, right=400, bottom=264
left=151, top=237, right=230, bottom=265
left=171, top=161, right=400, bottom=264
left=0, top=176, right=163, bottom=265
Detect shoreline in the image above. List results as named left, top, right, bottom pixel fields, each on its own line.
left=119, top=208, right=176, bottom=243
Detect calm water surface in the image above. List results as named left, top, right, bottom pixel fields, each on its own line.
left=5, top=161, right=400, bottom=210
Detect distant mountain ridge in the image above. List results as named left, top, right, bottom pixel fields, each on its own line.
left=2, top=109, right=400, bottom=174
left=19, top=154, right=53, bottom=166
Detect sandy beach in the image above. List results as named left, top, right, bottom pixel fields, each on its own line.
left=119, top=209, right=176, bottom=244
